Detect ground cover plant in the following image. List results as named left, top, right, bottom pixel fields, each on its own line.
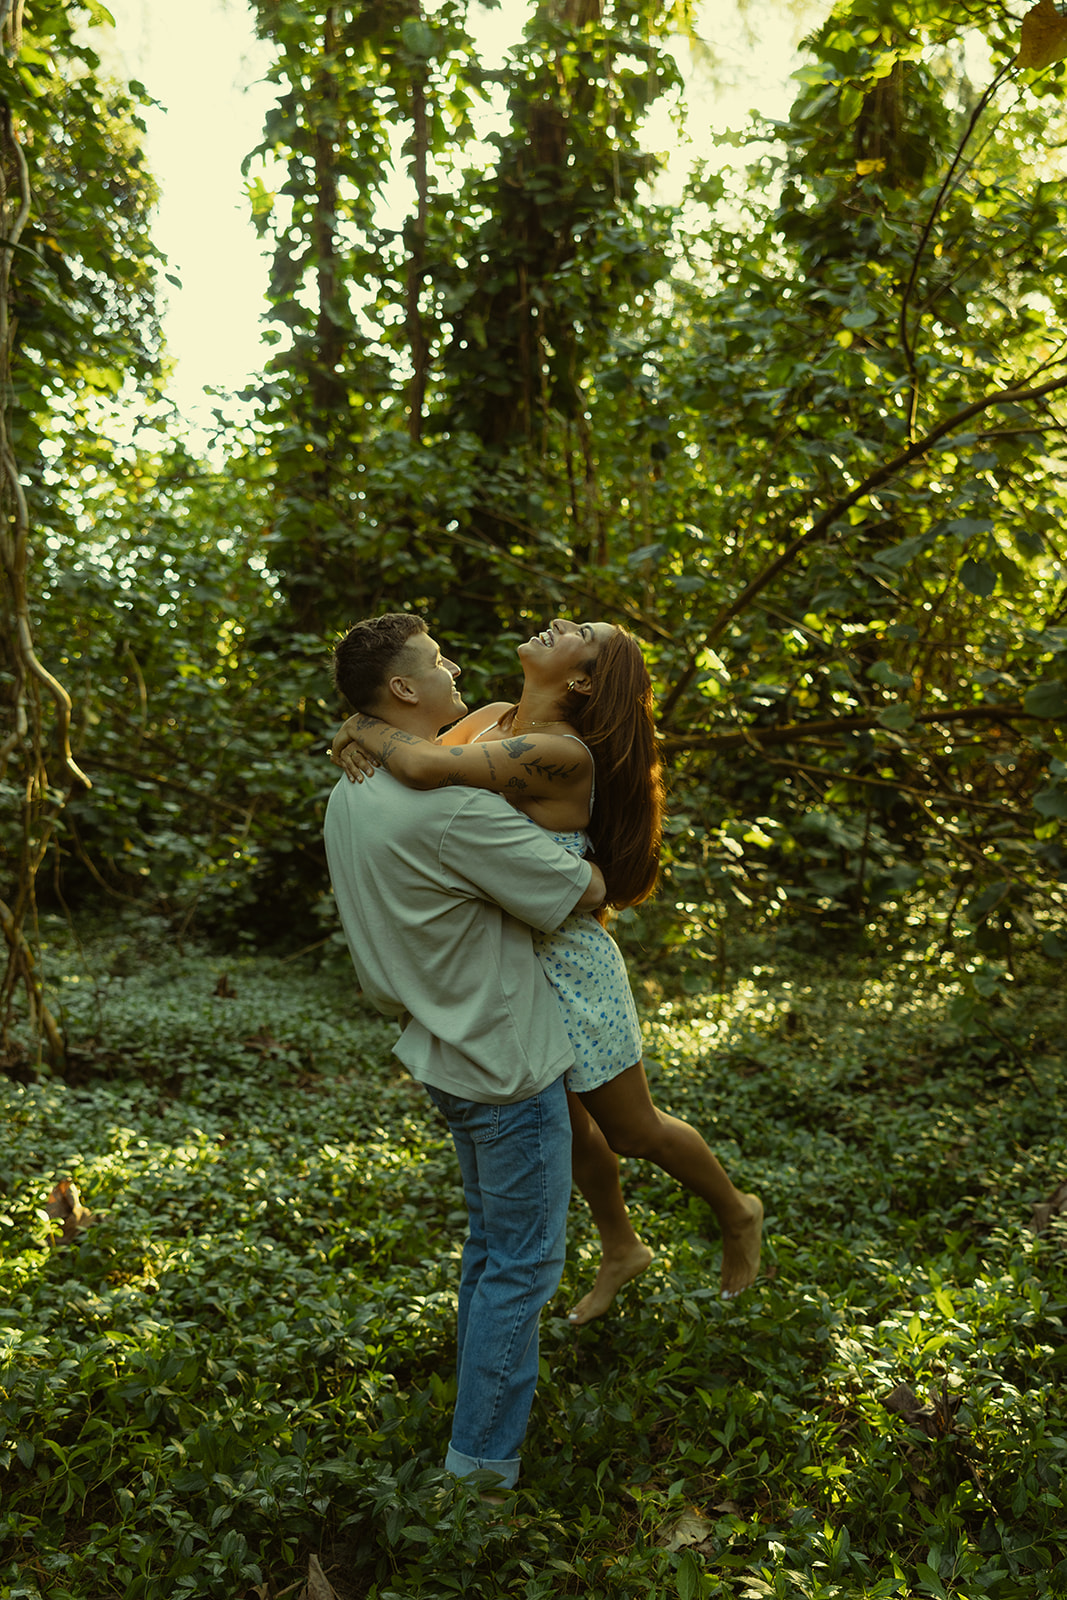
left=1, top=916, right=1066, bottom=1599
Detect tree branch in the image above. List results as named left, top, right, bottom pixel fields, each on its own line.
left=659, top=699, right=1030, bottom=755
left=658, top=370, right=1067, bottom=727
left=898, top=61, right=1014, bottom=433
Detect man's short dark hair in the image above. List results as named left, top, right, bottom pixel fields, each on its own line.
left=333, top=612, right=427, bottom=711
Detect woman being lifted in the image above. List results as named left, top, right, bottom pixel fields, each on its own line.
left=332, top=616, right=763, bottom=1322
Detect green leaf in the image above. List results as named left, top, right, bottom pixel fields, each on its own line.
left=960, top=558, right=996, bottom=597
left=400, top=19, right=436, bottom=58
left=876, top=534, right=931, bottom=569
left=967, top=882, right=1009, bottom=922
left=245, top=176, right=277, bottom=219
left=807, top=869, right=853, bottom=896
left=626, top=543, right=666, bottom=567
left=933, top=1287, right=955, bottom=1317
left=877, top=704, right=914, bottom=730
left=838, top=84, right=864, bottom=125
left=1033, top=788, right=1067, bottom=818
left=915, top=1561, right=949, bottom=1598
left=797, top=84, right=837, bottom=121
left=1024, top=680, right=1067, bottom=719
left=932, top=432, right=980, bottom=453
left=1042, top=930, right=1067, bottom=958
left=868, top=661, right=913, bottom=688
left=944, top=517, right=994, bottom=539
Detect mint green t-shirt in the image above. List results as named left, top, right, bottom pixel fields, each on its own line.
left=324, top=772, right=591, bottom=1104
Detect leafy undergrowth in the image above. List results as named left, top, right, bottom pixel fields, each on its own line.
left=2, top=919, right=1067, bottom=1599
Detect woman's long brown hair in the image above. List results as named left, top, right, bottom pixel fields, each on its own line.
left=560, top=626, right=665, bottom=911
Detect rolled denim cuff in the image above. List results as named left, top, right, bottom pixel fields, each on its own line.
left=445, top=1443, right=519, bottom=1490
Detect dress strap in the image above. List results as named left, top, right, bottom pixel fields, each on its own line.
left=558, top=734, right=596, bottom=818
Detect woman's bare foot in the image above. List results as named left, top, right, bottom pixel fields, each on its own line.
left=567, top=1241, right=654, bottom=1325
left=720, top=1193, right=763, bottom=1299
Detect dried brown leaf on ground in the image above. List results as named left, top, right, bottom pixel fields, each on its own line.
left=44, top=1179, right=95, bottom=1245
left=658, top=1507, right=715, bottom=1551
left=1029, top=1177, right=1067, bottom=1233
left=243, top=1031, right=287, bottom=1058
left=882, top=1381, right=940, bottom=1438
left=882, top=1380, right=960, bottom=1440
left=300, top=1554, right=340, bottom=1600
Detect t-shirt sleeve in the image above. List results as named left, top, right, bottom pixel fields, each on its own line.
left=439, top=793, right=591, bottom=933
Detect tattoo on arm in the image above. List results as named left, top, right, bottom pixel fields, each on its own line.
left=410, top=735, right=575, bottom=793
left=376, top=727, right=420, bottom=773
left=499, top=738, right=581, bottom=786
left=523, top=758, right=580, bottom=782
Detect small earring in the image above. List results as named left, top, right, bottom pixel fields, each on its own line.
left=567, top=680, right=576, bottom=690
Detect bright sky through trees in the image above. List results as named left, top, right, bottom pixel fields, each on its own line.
left=102, top=0, right=826, bottom=427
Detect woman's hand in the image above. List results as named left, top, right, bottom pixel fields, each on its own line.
left=330, top=718, right=378, bottom=783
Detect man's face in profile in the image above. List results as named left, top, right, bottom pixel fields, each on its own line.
left=402, top=632, right=467, bottom=730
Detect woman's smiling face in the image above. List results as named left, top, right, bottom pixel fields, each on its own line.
left=517, top=617, right=616, bottom=686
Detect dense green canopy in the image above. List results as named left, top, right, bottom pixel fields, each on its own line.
left=2, top=0, right=1066, bottom=1061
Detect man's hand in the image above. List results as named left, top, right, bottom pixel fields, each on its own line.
left=330, top=717, right=378, bottom=783
left=577, top=862, right=606, bottom=912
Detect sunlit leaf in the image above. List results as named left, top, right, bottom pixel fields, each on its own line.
left=1018, top=0, right=1067, bottom=69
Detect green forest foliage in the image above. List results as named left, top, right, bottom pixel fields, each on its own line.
left=2, top=0, right=1067, bottom=1060
left=1, top=928, right=1065, bottom=1596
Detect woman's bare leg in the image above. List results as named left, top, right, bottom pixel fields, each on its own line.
left=566, top=1089, right=653, bottom=1324
left=580, top=1063, right=762, bottom=1297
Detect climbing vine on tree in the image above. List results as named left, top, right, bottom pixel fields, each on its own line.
left=0, top=0, right=162, bottom=1063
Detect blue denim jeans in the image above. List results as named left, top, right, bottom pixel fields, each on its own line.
left=424, top=1076, right=571, bottom=1490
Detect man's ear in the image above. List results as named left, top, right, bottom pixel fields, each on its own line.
left=386, top=673, right=419, bottom=705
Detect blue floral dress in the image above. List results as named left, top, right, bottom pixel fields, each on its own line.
left=528, top=825, right=644, bottom=1095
